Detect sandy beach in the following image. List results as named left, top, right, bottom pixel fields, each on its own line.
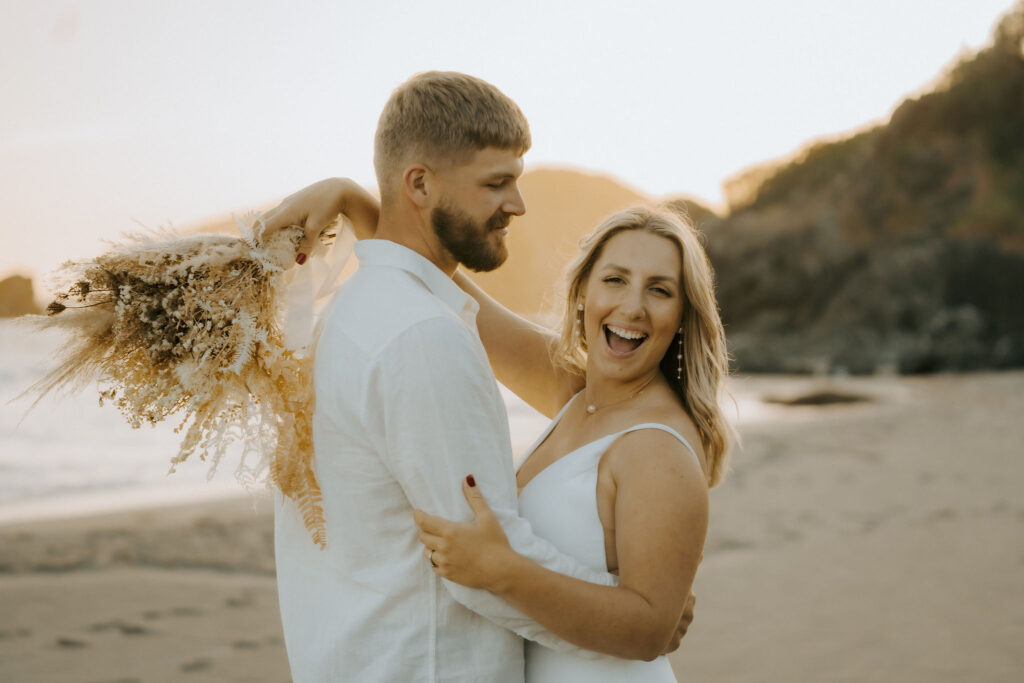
left=2, top=372, right=1022, bottom=682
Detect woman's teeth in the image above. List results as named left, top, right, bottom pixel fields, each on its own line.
left=604, top=325, right=647, bottom=353
left=606, top=325, right=646, bottom=340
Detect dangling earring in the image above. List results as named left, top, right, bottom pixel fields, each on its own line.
left=676, top=326, right=684, bottom=382
left=574, top=302, right=584, bottom=348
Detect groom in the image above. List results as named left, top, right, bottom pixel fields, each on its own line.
left=270, top=72, right=690, bottom=682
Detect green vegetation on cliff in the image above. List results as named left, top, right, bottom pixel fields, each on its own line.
left=708, top=3, right=1024, bottom=373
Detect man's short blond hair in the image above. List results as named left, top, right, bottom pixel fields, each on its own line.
left=374, top=71, right=531, bottom=202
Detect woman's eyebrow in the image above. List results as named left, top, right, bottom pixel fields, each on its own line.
left=601, top=263, right=678, bottom=284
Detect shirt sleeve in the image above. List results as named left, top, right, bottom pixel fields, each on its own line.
left=364, top=314, right=617, bottom=653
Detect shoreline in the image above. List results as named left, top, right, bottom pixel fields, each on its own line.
left=0, top=485, right=255, bottom=529
left=0, top=494, right=276, bottom=576
left=0, top=371, right=906, bottom=529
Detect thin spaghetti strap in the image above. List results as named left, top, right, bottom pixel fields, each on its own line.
left=515, top=391, right=583, bottom=474
left=618, top=423, right=700, bottom=464
left=555, top=390, right=583, bottom=421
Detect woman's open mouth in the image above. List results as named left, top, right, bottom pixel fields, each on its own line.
left=603, top=324, right=648, bottom=357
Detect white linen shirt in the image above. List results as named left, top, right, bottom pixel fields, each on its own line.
left=274, top=239, right=617, bottom=683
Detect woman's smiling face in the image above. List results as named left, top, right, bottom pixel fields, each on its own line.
left=581, top=229, right=685, bottom=381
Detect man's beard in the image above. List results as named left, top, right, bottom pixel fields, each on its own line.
left=431, top=202, right=510, bottom=272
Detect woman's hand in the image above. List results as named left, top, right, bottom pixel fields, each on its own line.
left=413, top=476, right=516, bottom=590
left=663, top=591, right=696, bottom=654
left=260, top=178, right=347, bottom=263
left=260, top=178, right=380, bottom=265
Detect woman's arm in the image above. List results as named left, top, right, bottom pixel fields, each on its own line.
left=261, top=178, right=578, bottom=415
left=453, top=270, right=582, bottom=418
left=260, top=177, right=380, bottom=258
left=415, top=430, right=708, bottom=660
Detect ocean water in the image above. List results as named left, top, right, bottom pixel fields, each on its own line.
left=0, top=320, right=551, bottom=524
left=0, top=319, right=776, bottom=525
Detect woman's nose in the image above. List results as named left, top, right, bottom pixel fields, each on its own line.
left=617, top=287, right=645, bottom=318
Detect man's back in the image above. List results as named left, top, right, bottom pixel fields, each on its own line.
left=274, top=239, right=524, bottom=682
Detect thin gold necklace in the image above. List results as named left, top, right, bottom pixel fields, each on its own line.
left=583, top=374, right=657, bottom=416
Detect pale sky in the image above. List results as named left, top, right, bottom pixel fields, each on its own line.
left=0, top=0, right=1016, bottom=282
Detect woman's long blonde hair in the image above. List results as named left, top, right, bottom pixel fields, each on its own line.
left=553, top=206, right=735, bottom=487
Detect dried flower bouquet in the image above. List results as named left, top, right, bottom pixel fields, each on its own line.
left=25, top=219, right=328, bottom=547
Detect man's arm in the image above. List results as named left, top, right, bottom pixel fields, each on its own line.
left=365, top=315, right=616, bottom=652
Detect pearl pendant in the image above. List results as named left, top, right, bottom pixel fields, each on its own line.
left=586, top=404, right=596, bottom=414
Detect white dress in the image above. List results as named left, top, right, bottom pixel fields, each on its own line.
left=517, top=395, right=698, bottom=682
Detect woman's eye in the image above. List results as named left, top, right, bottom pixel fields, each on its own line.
left=652, top=287, right=672, bottom=297
left=603, top=276, right=624, bottom=284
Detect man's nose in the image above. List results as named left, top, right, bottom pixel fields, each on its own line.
left=504, top=185, right=526, bottom=216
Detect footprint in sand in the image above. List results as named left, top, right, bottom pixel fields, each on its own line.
left=797, top=510, right=819, bottom=525
left=232, top=640, right=261, bottom=650
left=115, top=622, right=148, bottom=635
left=88, top=619, right=152, bottom=636
left=170, top=606, right=203, bottom=617
left=926, top=508, right=958, bottom=522
left=181, top=657, right=213, bottom=672
left=142, top=607, right=202, bottom=620
left=226, top=592, right=254, bottom=608
left=56, top=636, right=89, bottom=648
left=708, top=536, right=755, bottom=553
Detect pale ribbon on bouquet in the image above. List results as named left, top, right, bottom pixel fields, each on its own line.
left=279, top=220, right=358, bottom=356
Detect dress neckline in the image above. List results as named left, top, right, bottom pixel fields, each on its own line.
left=516, top=391, right=699, bottom=495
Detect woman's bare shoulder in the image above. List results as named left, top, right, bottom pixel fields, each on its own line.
left=645, top=394, right=705, bottom=451
left=609, top=397, right=709, bottom=480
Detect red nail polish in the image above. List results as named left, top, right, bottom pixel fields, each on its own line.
left=295, top=253, right=307, bottom=265
left=466, top=475, right=476, bottom=487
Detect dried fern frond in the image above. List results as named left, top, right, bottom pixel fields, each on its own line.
left=23, top=216, right=327, bottom=548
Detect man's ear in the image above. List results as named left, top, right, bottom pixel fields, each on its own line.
left=402, top=164, right=432, bottom=209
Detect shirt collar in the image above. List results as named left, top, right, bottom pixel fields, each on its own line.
left=354, top=239, right=479, bottom=318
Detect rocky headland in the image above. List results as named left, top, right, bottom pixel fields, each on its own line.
left=0, top=275, right=41, bottom=317
left=700, top=5, right=1024, bottom=374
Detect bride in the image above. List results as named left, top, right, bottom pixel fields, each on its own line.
left=265, top=182, right=734, bottom=681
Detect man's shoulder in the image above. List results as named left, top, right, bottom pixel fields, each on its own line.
left=321, top=266, right=468, bottom=356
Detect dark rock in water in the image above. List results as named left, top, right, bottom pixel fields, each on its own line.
left=0, top=275, right=41, bottom=317
left=764, top=391, right=871, bottom=406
